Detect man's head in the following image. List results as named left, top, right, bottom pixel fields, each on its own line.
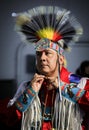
left=35, top=38, right=64, bottom=77
left=36, top=48, right=64, bottom=77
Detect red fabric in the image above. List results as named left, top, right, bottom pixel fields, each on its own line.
left=60, top=67, right=71, bottom=83
left=82, top=126, right=86, bottom=130
left=0, top=97, right=22, bottom=126
left=42, top=121, right=52, bottom=130
left=84, top=79, right=89, bottom=90
left=16, top=109, right=22, bottom=120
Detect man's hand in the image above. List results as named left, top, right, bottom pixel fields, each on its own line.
left=30, top=73, right=45, bottom=92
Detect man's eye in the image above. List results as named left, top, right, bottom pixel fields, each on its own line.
left=46, top=52, right=52, bottom=55
left=36, top=52, right=41, bottom=56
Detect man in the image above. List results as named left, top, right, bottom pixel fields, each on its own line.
left=8, top=6, right=89, bottom=130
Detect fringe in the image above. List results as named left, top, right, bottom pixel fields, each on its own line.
left=21, top=95, right=42, bottom=130
left=53, top=94, right=85, bottom=130
left=21, top=93, right=84, bottom=130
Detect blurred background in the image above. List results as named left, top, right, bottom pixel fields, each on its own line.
left=0, top=0, right=89, bottom=129
left=0, top=0, right=89, bottom=103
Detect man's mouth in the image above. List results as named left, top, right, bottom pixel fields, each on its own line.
left=41, top=64, right=48, bottom=67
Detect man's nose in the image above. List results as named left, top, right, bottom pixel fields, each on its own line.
left=40, top=52, right=46, bottom=60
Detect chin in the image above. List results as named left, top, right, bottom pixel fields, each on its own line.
left=39, top=69, right=50, bottom=76
left=41, top=71, right=49, bottom=76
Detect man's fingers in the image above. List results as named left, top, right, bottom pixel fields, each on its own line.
left=31, top=73, right=45, bottom=85
left=34, top=73, right=45, bottom=79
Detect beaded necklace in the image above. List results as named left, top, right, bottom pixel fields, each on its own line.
left=39, top=81, right=56, bottom=129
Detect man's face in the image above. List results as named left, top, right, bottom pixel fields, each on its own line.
left=36, top=48, right=58, bottom=77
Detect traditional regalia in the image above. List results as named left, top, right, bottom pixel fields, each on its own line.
left=8, top=6, right=89, bottom=130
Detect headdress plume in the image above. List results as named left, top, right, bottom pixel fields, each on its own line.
left=12, top=6, right=83, bottom=50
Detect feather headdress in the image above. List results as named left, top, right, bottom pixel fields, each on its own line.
left=12, top=6, right=83, bottom=52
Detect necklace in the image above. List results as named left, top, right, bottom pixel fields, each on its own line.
left=41, top=86, right=56, bottom=129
